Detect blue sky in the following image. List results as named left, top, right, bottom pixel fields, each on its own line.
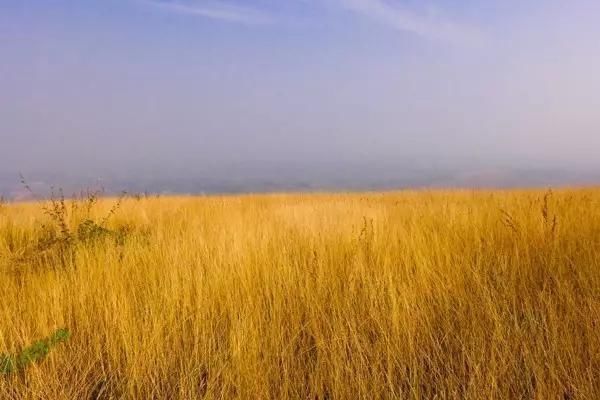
left=2, top=0, right=600, bottom=187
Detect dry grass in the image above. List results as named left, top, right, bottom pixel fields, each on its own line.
left=1, top=188, right=599, bottom=399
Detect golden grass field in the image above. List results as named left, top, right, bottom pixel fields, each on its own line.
left=1, top=188, right=599, bottom=399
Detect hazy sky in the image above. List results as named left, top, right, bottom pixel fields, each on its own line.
left=2, top=0, right=600, bottom=182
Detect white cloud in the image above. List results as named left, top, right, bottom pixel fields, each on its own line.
left=335, top=0, right=483, bottom=46
left=144, top=0, right=273, bottom=25
left=142, top=0, right=483, bottom=45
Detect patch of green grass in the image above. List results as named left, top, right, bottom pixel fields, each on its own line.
left=0, top=329, right=70, bottom=375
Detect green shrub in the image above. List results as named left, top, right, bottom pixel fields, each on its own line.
left=0, top=329, right=70, bottom=375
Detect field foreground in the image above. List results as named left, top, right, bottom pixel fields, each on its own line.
left=1, top=189, right=599, bottom=399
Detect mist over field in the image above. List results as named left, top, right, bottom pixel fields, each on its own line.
left=2, top=160, right=600, bottom=200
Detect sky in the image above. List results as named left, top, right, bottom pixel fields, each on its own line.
left=1, top=0, right=600, bottom=192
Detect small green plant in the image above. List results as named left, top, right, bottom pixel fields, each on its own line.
left=43, top=187, right=72, bottom=243
left=0, top=328, right=70, bottom=375
left=12, top=176, right=130, bottom=270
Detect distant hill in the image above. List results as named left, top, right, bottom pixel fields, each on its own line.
left=2, top=163, right=599, bottom=200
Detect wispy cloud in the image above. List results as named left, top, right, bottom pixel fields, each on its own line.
left=142, top=0, right=483, bottom=44
left=143, top=0, right=273, bottom=25
left=335, top=0, right=484, bottom=46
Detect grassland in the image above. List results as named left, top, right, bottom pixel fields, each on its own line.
left=0, top=188, right=599, bottom=399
